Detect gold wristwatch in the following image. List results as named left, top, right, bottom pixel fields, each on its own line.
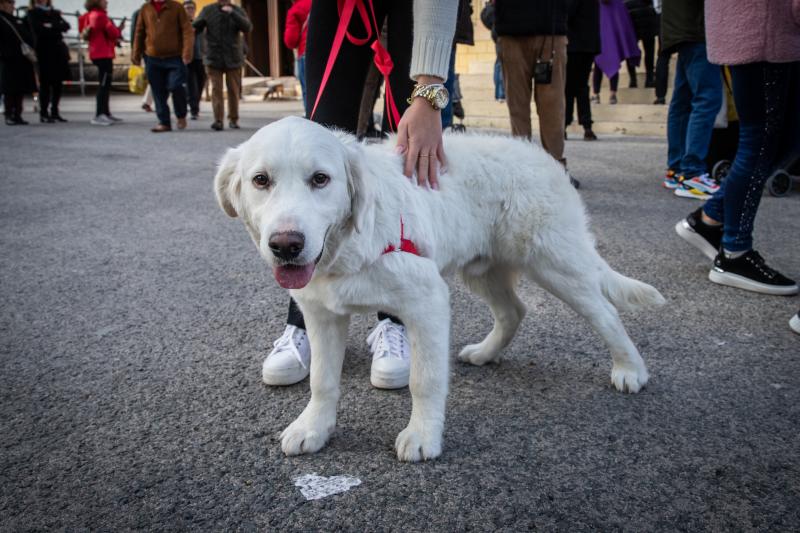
left=407, top=83, right=450, bottom=110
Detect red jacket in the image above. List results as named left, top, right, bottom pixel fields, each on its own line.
left=78, top=8, right=121, bottom=60
left=283, top=0, right=311, bottom=56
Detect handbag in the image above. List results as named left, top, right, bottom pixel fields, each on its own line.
left=1, top=15, right=37, bottom=63
left=128, top=64, right=147, bottom=94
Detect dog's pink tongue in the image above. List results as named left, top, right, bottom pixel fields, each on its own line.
left=274, top=264, right=315, bottom=289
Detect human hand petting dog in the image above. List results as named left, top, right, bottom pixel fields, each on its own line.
left=396, top=75, right=446, bottom=190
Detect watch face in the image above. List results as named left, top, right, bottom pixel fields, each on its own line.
left=433, top=88, right=449, bottom=109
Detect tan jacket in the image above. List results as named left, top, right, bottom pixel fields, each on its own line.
left=132, top=0, right=193, bottom=64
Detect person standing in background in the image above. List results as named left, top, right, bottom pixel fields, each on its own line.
left=660, top=0, right=721, bottom=197
left=193, top=0, right=251, bottom=131
left=591, top=0, right=639, bottom=105
left=480, top=0, right=504, bottom=103
left=79, top=0, right=123, bottom=126
left=132, top=0, right=194, bottom=133
left=495, top=0, right=569, bottom=167
left=25, top=0, right=71, bottom=123
left=0, top=0, right=36, bottom=125
left=283, top=0, right=310, bottom=115
left=674, top=0, right=799, bottom=303
left=623, top=0, right=658, bottom=87
left=441, top=0, right=473, bottom=130
left=565, top=0, right=600, bottom=141
left=183, top=0, right=205, bottom=120
left=652, top=0, right=669, bottom=105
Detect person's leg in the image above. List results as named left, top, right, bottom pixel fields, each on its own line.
left=494, top=52, right=505, bottom=101
left=655, top=43, right=670, bottom=101
left=187, top=62, right=199, bottom=117
left=592, top=63, right=602, bottom=96
left=167, top=58, right=187, bottom=120
left=679, top=43, right=721, bottom=178
left=533, top=35, right=567, bottom=164
left=93, top=59, right=112, bottom=117
left=609, top=72, right=619, bottom=92
left=564, top=51, right=578, bottom=127
left=225, top=67, right=240, bottom=124
left=643, top=36, right=655, bottom=85
left=383, top=0, right=415, bottom=132
left=296, top=54, right=307, bottom=114
left=713, top=62, right=792, bottom=252
left=627, top=53, right=637, bottom=87
left=50, top=81, right=63, bottom=118
left=38, top=81, right=51, bottom=120
left=574, top=53, right=594, bottom=131
left=206, top=66, right=224, bottom=125
left=145, top=57, right=171, bottom=126
left=441, top=46, right=457, bottom=129
left=499, top=35, right=535, bottom=139
left=667, top=47, right=691, bottom=173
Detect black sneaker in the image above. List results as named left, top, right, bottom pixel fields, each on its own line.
left=675, top=208, right=722, bottom=260
left=211, top=121, right=223, bottom=131
left=709, top=250, right=799, bottom=296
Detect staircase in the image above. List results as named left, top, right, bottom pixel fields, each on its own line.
left=455, top=15, right=672, bottom=136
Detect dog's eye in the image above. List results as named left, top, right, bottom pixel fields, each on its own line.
left=252, top=173, right=271, bottom=189
left=311, top=172, right=330, bottom=189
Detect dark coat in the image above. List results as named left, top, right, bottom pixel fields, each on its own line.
left=25, top=7, right=71, bottom=82
left=0, top=10, right=37, bottom=94
left=661, top=0, right=705, bottom=53
left=454, top=0, right=474, bottom=46
left=192, top=3, right=252, bottom=70
left=494, top=0, right=568, bottom=37
left=480, top=1, right=497, bottom=42
left=623, top=0, right=659, bottom=40
left=567, top=0, right=600, bottom=55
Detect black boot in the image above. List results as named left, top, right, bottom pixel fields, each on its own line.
left=50, top=109, right=68, bottom=122
left=40, top=111, right=55, bottom=123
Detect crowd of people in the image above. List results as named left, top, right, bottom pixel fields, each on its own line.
left=0, top=0, right=797, bottom=378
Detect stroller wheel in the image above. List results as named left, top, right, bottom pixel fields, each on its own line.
left=711, top=160, right=731, bottom=182
left=767, top=170, right=793, bottom=197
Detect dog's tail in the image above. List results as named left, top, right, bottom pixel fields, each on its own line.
left=601, top=268, right=666, bottom=312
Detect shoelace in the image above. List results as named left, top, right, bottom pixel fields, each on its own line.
left=366, top=319, right=408, bottom=361
left=272, top=325, right=308, bottom=369
left=746, top=251, right=777, bottom=279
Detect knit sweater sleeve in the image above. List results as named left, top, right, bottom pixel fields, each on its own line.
left=409, top=0, right=457, bottom=81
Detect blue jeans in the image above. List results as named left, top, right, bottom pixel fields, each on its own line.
left=144, top=56, right=188, bottom=127
left=441, top=46, right=456, bottom=129
left=666, top=43, right=722, bottom=176
left=494, top=56, right=505, bottom=100
left=702, top=62, right=799, bottom=252
left=295, top=54, right=307, bottom=115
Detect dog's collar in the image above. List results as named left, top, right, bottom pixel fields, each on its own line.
left=382, top=217, right=420, bottom=256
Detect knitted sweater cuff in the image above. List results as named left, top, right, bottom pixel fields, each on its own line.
left=409, top=36, right=452, bottom=81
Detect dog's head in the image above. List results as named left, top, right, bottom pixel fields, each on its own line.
left=214, top=116, right=371, bottom=289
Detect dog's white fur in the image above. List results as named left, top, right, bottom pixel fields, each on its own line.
left=215, top=117, right=665, bottom=462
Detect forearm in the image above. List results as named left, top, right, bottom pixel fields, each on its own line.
left=409, top=0, right=457, bottom=81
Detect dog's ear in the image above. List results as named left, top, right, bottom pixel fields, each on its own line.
left=214, top=147, right=241, bottom=218
left=344, top=143, right=373, bottom=233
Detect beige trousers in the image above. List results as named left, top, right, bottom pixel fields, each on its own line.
left=499, top=35, right=567, bottom=164
left=206, top=66, right=241, bottom=123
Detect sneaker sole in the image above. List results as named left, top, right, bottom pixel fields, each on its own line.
left=674, top=188, right=710, bottom=200
left=262, top=365, right=309, bottom=386
left=370, top=369, right=409, bottom=390
left=683, top=180, right=719, bottom=194
left=675, top=220, right=718, bottom=260
left=790, top=314, right=800, bottom=335
left=708, top=269, right=800, bottom=296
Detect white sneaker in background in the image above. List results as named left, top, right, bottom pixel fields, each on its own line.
left=367, top=318, right=411, bottom=389
left=90, top=114, right=113, bottom=126
left=790, top=311, right=800, bottom=335
left=262, top=325, right=311, bottom=386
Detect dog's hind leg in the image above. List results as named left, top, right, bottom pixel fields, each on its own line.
left=458, top=265, right=526, bottom=365
left=280, top=303, right=350, bottom=456
left=524, top=253, right=649, bottom=394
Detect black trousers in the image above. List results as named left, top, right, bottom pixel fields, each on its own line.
left=186, top=59, right=205, bottom=116
left=286, top=0, right=414, bottom=329
left=565, top=52, right=594, bottom=129
left=655, top=37, right=672, bottom=99
left=93, top=58, right=113, bottom=116
left=3, top=93, right=24, bottom=119
left=626, top=36, right=656, bottom=82
left=39, top=80, right=63, bottom=116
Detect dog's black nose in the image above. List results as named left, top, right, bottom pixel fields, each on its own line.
left=268, top=231, right=305, bottom=260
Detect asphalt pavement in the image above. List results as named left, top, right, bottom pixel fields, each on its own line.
left=1, top=95, right=799, bottom=532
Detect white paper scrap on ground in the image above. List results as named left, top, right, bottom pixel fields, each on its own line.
left=294, top=473, right=362, bottom=501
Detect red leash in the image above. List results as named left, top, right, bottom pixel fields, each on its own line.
left=309, top=0, right=402, bottom=132
left=382, top=217, right=420, bottom=256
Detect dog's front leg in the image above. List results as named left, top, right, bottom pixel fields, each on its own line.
left=280, top=302, right=349, bottom=456
left=394, top=275, right=450, bottom=462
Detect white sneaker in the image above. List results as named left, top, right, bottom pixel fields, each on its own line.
left=107, top=114, right=124, bottom=122
left=367, top=318, right=411, bottom=389
left=90, top=114, right=113, bottom=126
left=790, top=311, right=800, bottom=335
left=262, top=325, right=310, bottom=386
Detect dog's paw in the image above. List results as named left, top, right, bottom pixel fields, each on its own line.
left=280, top=415, right=334, bottom=456
left=611, top=363, right=649, bottom=394
left=395, top=424, right=442, bottom=462
left=458, top=341, right=502, bottom=366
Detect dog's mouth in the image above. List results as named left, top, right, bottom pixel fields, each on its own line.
left=272, top=227, right=329, bottom=290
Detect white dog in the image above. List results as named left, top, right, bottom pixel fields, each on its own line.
left=214, top=116, right=664, bottom=462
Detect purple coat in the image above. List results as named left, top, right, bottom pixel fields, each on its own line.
left=595, top=0, right=641, bottom=78
left=705, top=0, right=800, bottom=65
